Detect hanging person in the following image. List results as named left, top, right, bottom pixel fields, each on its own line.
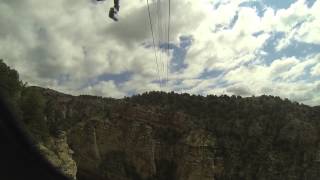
left=96, top=0, right=120, bottom=21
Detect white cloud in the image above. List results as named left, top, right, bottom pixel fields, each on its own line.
left=311, top=63, right=320, bottom=77
left=82, top=80, right=126, bottom=98
left=184, top=7, right=270, bottom=77
left=0, top=0, right=171, bottom=93
left=0, top=0, right=319, bottom=106
left=269, top=57, right=299, bottom=78
left=295, top=0, right=320, bottom=44
left=226, top=83, right=252, bottom=96
left=263, top=0, right=320, bottom=49
left=220, top=54, right=320, bottom=105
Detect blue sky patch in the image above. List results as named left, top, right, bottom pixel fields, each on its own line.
left=97, top=71, right=133, bottom=85
left=80, top=71, right=133, bottom=89
left=262, top=0, right=296, bottom=10
left=260, top=32, right=286, bottom=65
left=229, top=11, right=239, bottom=29
left=261, top=31, right=320, bottom=66
left=305, top=0, right=317, bottom=7
left=169, top=35, right=193, bottom=72
left=199, top=69, right=224, bottom=79
left=240, top=1, right=265, bottom=17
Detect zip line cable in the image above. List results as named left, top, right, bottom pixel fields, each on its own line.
left=162, top=1, right=168, bottom=89
left=156, top=0, right=166, bottom=89
left=147, top=0, right=162, bottom=90
left=166, top=0, right=171, bottom=90
left=146, top=0, right=171, bottom=91
left=156, top=0, right=163, bottom=88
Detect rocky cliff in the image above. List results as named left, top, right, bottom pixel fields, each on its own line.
left=37, top=88, right=218, bottom=180
left=24, top=87, right=320, bottom=180
left=2, top=60, right=319, bottom=180
left=38, top=130, right=77, bottom=180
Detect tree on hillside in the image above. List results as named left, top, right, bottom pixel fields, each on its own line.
left=20, top=88, right=49, bottom=142
left=0, top=59, right=23, bottom=100
left=0, top=59, right=24, bottom=118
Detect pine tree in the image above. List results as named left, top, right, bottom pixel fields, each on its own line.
left=20, top=88, right=49, bottom=142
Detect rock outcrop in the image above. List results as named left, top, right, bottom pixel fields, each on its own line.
left=3, top=59, right=320, bottom=180
left=66, top=107, right=217, bottom=180
left=38, top=131, right=77, bottom=180
left=28, top=88, right=320, bottom=180
left=36, top=89, right=218, bottom=180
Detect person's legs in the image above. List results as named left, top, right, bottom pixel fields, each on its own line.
left=109, top=7, right=118, bottom=21
left=108, top=0, right=119, bottom=21
left=114, top=0, right=120, bottom=11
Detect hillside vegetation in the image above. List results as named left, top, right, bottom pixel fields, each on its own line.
left=1, top=59, right=320, bottom=180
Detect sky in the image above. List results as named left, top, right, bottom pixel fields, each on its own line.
left=0, top=0, right=319, bottom=106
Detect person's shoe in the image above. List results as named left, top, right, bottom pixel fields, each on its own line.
left=108, top=7, right=119, bottom=21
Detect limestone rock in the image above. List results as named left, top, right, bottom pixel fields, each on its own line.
left=38, top=131, right=77, bottom=180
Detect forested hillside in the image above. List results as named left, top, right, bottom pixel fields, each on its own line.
left=1, top=59, right=320, bottom=180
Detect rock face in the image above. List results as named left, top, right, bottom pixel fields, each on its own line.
left=73, top=121, right=216, bottom=180
left=38, top=131, right=77, bottom=180
left=3, top=59, right=320, bottom=180
left=37, top=89, right=218, bottom=180
left=66, top=106, right=216, bottom=180
left=31, top=88, right=320, bottom=180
